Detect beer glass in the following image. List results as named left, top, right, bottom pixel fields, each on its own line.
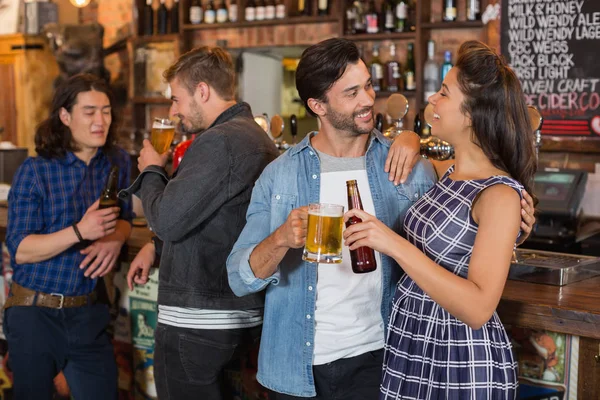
left=302, top=203, right=344, bottom=264
left=151, top=118, right=176, bottom=154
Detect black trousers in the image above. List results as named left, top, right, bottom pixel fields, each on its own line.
left=154, top=322, right=262, bottom=400
left=268, top=349, right=384, bottom=400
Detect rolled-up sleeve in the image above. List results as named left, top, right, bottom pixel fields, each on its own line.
left=6, top=160, right=43, bottom=259
left=227, top=175, right=280, bottom=297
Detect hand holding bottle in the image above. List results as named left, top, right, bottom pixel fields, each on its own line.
left=76, top=200, right=120, bottom=241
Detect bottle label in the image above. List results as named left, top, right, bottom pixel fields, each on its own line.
left=276, top=4, right=286, bottom=18
left=444, top=7, right=457, bottom=19
left=265, top=5, right=276, bottom=19
left=190, top=6, right=202, bottom=24
left=216, top=9, right=228, bottom=23
left=406, top=72, right=415, bottom=90
left=396, top=3, right=407, bottom=19
left=366, top=14, right=379, bottom=33
left=372, top=64, right=383, bottom=80
left=256, top=6, right=266, bottom=20
left=318, top=0, right=327, bottom=11
left=229, top=4, right=238, bottom=21
left=385, top=10, right=394, bottom=29
left=204, top=9, right=216, bottom=23
left=245, top=7, right=255, bottom=21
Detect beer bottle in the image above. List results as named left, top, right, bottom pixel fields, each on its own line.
left=346, top=180, right=377, bottom=273
left=99, top=166, right=119, bottom=209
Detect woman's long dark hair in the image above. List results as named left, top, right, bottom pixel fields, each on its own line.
left=456, top=41, right=537, bottom=202
left=35, top=73, right=118, bottom=159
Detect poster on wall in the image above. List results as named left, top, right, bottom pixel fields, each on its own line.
left=501, top=0, right=600, bottom=138
left=0, top=0, right=20, bottom=35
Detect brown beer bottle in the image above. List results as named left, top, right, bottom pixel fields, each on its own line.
left=346, top=180, right=377, bottom=273
left=99, top=166, right=119, bottom=209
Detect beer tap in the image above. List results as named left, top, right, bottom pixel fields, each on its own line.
left=527, top=105, right=543, bottom=160
left=421, top=103, right=454, bottom=160
left=375, top=113, right=384, bottom=133
left=290, top=114, right=298, bottom=145
left=383, top=94, right=409, bottom=139
left=270, top=114, right=287, bottom=151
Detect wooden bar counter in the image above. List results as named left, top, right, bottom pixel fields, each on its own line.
left=0, top=207, right=598, bottom=396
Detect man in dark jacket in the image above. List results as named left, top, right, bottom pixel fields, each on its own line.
left=121, top=46, right=279, bottom=400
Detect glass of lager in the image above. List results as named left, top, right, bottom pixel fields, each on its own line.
left=302, top=203, right=344, bottom=264
left=151, top=118, right=176, bottom=154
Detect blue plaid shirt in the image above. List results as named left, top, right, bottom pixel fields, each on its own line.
left=6, top=148, right=133, bottom=296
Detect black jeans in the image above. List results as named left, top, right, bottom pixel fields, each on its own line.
left=4, top=304, right=117, bottom=400
left=268, top=349, right=384, bottom=400
left=154, top=322, right=262, bottom=400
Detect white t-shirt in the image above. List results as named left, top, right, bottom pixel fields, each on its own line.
left=313, top=150, right=384, bottom=365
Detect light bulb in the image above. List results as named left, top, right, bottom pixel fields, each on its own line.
left=69, top=0, right=92, bottom=7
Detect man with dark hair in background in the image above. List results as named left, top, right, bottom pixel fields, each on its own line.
left=5, top=73, right=132, bottom=400
left=122, top=46, right=279, bottom=400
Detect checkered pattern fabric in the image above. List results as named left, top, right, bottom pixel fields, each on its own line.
left=7, top=149, right=132, bottom=296
left=380, top=165, right=522, bottom=400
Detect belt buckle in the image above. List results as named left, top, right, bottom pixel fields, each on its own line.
left=50, top=293, right=65, bottom=309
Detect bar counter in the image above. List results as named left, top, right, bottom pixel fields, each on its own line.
left=0, top=207, right=597, bottom=395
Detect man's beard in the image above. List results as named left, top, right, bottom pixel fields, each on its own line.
left=326, top=105, right=374, bottom=137
left=178, top=99, right=205, bottom=134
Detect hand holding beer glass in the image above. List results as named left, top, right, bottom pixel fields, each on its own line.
left=151, top=118, right=176, bottom=154
left=302, top=203, right=344, bottom=264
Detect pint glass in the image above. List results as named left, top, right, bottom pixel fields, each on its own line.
left=151, top=118, right=176, bottom=154
left=302, top=203, right=344, bottom=264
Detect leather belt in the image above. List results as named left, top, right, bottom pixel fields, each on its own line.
left=4, top=282, right=96, bottom=310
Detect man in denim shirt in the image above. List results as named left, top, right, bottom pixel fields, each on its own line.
left=227, top=38, right=435, bottom=399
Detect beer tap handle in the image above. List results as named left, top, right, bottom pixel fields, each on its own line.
left=375, top=113, right=384, bottom=132
left=290, top=114, right=297, bottom=145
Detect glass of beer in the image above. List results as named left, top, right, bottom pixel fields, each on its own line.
left=151, top=118, right=176, bottom=154
left=302, top=203, right=344, bottom=264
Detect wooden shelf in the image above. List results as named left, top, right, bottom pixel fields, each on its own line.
left=421, top=21, right=485, bottom=29
left=132, top=97, right=172, bottom=104
left=376, top=91, right=416, bottom=98
left=132, top=34, right=180, bottom=45
left=343, top=32, right=417, bottom=42
left=182, top=15, right=338, bottom=31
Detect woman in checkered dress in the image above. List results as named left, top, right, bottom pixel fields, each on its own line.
left=344, top=41, right=538, bottom=399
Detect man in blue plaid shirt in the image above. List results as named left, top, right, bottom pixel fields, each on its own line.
left=4, top=74, right=132, bottom=399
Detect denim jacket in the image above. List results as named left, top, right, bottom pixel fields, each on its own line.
left=227, top=131, right=436, bottom=397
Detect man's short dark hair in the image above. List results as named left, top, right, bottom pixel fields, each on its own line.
left=296, top=38, right=361, bottom=117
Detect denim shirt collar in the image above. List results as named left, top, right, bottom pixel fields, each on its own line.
left=289, top=129, right=390, bottom=157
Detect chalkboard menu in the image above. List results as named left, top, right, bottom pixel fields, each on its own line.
left=501, top=0, right=600, bottom=137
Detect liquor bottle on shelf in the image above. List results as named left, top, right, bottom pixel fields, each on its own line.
left=143, top=0, right=154, bottom=35
left=467, top=0, right=481, bottom=21
left=298, top=0, right=311, bottom=16
left=346, top=180, right=377, bottom=274
left=189, top=0, right=202, bottom=24
left=365, top=0, right=378, bottom=34
left=384, top=43, right=401, bottom=93
left=265, top=0, right=276, bottom=19
left=369, top=45, right=383, bottom=92
left=423, top=40, right=439, bottom=103
left=443, top=0, right=457, bottom=22
left=382, top=0, right=395, bottom=32
left=441, top=50, right=453, bottom=82
left=395, top=0, right=407, bottom=32
left=255, top=0, right=266, bottom=20
left=216, top=1, right=228, bottom=23
left=317, top=0, right=328, bottom=16
left=245, top=0, right=256, bottom=21
left=170, top=0, right=179, bottom=33
left=407, top=0, right=416, bottom=31
left=157, top=0, right=168, bottom=34
left=404, top=42, right=416, bottom=91
left=204, top=0, right=216, bottom=23
left=275, top=0, right=286, bottom=18
left=229, top=0, right=238, bottom=22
